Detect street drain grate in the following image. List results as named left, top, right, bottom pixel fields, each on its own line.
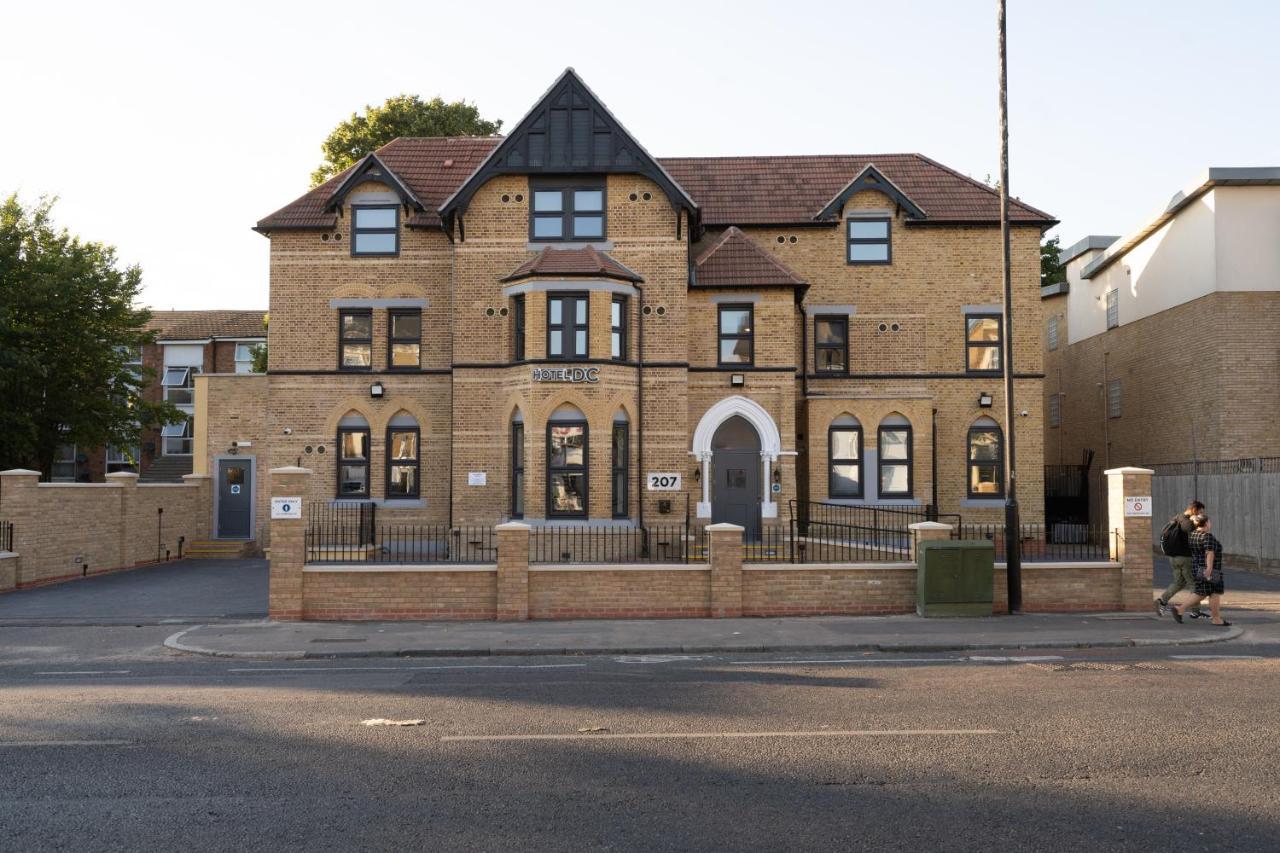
left=1027, top=661, right=1169, bottom=673
left=309, top=638, right=367, bottom=643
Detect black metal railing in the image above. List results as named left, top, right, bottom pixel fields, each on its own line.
left=0, top=520, right=12, bottom=552
left=791, top=500, right=960, bottom=536
left=307, top=501, right=376, bottom=546
left=951, top=523, right=1119, bottom=562
left=305, top=523, right=495, bottom=564
left=788, top=519, right=912, bottom=563
left=529, top=525, right=706, bottom=565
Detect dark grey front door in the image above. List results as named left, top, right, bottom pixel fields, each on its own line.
left=217, top=459, right=252, bottom=539
left=711, top=416, right=761, bottom=538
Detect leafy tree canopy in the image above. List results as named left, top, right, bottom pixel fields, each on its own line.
left=1041, top=235, right=1066, bottom=287
left=0, top=194, right=183, bottom=476
left=311, top=94, right=503, bottom=186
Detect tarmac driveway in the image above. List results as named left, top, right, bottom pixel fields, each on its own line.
left=0, top=559, right=267, bottom=625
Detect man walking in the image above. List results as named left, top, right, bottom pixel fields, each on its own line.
left=1157, top=500, right=1205, bottom=617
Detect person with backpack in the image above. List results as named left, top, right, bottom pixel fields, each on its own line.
left=1156, top=500, right=1204, bottom=617
left=1169, top=514, right=1231, bottom=627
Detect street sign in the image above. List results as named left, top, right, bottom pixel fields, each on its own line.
left=271, top=497, right=302, bottom=519
left=1124, top=496, right=1151, bottom=517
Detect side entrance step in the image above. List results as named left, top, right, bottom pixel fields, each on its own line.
left=186, top=539, right=257, bottom=559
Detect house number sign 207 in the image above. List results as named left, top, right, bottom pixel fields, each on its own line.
left=647, top=473, right=682, bottom=491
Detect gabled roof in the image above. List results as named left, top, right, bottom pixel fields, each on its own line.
left=145, top=310, right=267, bottom=340
left=324, top=152, right=424, bottom=212
left=438, top=68, right=697, bottom=229
left=814, top=163, right=926, bottom=221
left=692, top=227, right=806, bottom=289
left=658, top=153, right=1054, bottom=226
left=501, top=246, right=643, bottom=283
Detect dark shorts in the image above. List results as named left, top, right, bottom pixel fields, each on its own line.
left=1194, top=576, right=1225, bottom=597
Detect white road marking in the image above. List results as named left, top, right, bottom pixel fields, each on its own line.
left=614, top=655, right=710, bottom=664
left=968, top=656, right=1066, bottom=663
left=33, top=670, right=132, bottom=675
left=0, top=740, right=132, bottom=747
left=1168, top=655, right=1265, bottom=661
left=227, top=663, right=588, bottom=673
left=442, top=728, right=1004, bottom=743
left=727, top=657, right=964, bottom=665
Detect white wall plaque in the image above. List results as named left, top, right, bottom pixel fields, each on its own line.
left=468, top=472, right=487, bottom=487
left=271, top=497, right=302, bottom=519
left=1124, top=496, right=1152, bottom=517
left=647, top=473, right=682, bottom=491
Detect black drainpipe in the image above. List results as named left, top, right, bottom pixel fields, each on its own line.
left=637, top=282, right=645, bottom=532
left=799, top=303, right=809, bottom=399
left=930, top=408, right=939, bottom=520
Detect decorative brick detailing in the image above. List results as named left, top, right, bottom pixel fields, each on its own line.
left=495, top=522, right=530, bottom=621
left=268, top=466, right=311, bottom=620
left=1106, top=466, right=1156, bottom=612
left=707, top=523, right=744, bottom=617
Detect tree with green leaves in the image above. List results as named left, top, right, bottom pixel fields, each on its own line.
left=311, top=95, right=503, bottom=186
left=0, top=194, right=183, bottom=477
left=250, top=313, right=268, bottom=373
left=1041, top=235, right=1066, bottom=287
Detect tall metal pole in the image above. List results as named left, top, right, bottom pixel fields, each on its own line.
left=998, top=0, right=1023, bottom=612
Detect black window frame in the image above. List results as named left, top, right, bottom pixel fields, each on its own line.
left=828, top=424, right=863, bottom=499
left=611, top=295, right=628, bottom=362
left=967, top=424, right=1005, bottom=499
left=877, top=424, right=914, bottom=499
left=717, top=303, right=755, bottom=367
left=846, top=216, right=892, bottom=265
left=387, top=308, right=421, bottom=371
left=338, top=309, right=373, bottom=372
left=547, top=292, right=589, bottom=360
left=611, top=421, right=629, bottom=519
left=385, top=425, right=420, bottom=500
left=511, top=421, right=525, bottom=519
left=336, top=426, right=371, bottom=498
left=529, top=180, right=607, bottom=242
left=350, top=204, right=400, bottom=257
left=814, top=314, right=849, bottom=374
left=546, top=421, right=589, bottom=518
left=512, top=295, right=526, bottom=362
left=965, top=313, right=1003, bottom=375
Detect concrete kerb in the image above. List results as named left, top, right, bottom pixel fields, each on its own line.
left=162, top=619, right=1246, bottom=661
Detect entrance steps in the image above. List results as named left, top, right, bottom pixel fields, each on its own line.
left=186, top=539, right=256, bottom=559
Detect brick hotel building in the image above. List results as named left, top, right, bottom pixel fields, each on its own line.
left=197, top=69, right=1053, bottom=544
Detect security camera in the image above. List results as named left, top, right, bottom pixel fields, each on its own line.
left=283, top=427, right=293, bottom=435
left=1019, top=410, right=1029, bottom=417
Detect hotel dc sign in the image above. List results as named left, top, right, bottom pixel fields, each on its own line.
left=532, top=367, right=600, bottom=383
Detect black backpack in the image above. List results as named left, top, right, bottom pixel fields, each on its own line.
left=1159, top=516, right=1183, bottom=555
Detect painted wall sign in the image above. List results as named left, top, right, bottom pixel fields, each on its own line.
left=1124, top=496, right=1152, bottom=517
left=468, top=472, right=487, bottom=487
left=532, top=367, right=600, bottom=383
left=271, top=497, right=302, bottom=519
left=647, top=473, right=682, bottom=491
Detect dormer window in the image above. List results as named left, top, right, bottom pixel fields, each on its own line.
left=351, top=205, right=399, bottom=256
left=530, top=182, right=606, bottom=241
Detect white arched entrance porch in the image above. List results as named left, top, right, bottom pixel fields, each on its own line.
left=690, top=395, right=789, bottom=520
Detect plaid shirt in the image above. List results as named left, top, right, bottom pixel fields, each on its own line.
left=1190, top=530, right=1223, bottom=579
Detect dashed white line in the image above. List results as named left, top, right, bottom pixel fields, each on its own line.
left=727, top=658, right=964, bottom=665
left=967, top=656, right=1066, bottom=663
left=33, top=670, right=132, bottom=676
left=442, top=728, right=1004, bottom=743
left=227, top=663, right=588, bottom=673
left=0, top=740, right=132, bottom=747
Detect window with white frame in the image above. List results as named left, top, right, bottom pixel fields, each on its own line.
left=162, top=366, right=200, bottom=405
left=106, top=445, right=139, bottom=473
left=234, top=343, right=260, bottom=374
left=161, top=420, right=193, bottom=455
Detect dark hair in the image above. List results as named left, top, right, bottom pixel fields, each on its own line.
left=1188, top=500, right=1205, bottom=512
left=1191, top=514, right=1209, bottom=528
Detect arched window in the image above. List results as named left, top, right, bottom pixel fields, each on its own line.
left=877, top=414, right=913, bottom=499
left=511, top=409, right=525, bottom=519
left=828, top=414, right=862, bottom=498
left=968, top=417, right=1004, bottom=498
left=612, top=409, right=630, bottom=518
left=385, top=412, right=420, bottom=499
left=337, top=412, right=371, bottom=497
left=547, top=404, right=588, bottom=517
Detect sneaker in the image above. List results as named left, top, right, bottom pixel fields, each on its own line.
left=1154, top=600, right=1167, bottom=616
left=1188, top=611, right=1206, bottom=619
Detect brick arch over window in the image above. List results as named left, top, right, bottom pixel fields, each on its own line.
left=323, top=402, right=376, bottom=437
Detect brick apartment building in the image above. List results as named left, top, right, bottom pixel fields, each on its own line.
left=1043, top=168, right=1280, bottom=524
left=200, top=69, right=1053, bottom=544
left=54, top=311, right=265, bottom=483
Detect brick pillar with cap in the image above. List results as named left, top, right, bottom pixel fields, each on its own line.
left=268, top=467, right=310, bottom=621
left=1106, top=466, right=1156, bottom=612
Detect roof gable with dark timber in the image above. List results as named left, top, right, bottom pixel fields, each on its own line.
left=439, top=68, right=697, bottom=228
left=325, top=152, right=425, bottom=212
left=814, top=163, right=926, bottom=221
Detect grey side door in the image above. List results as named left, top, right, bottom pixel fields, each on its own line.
left=712, top=450, right=761, bottom=539
left=217, top=459, right=252, bottom=539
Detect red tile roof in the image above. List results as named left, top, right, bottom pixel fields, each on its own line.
left=501, top=246, right=643, bottom=283
left=145, top=310, right=267, bottom=340
left=693, top=227, right=806, bottom=289
left=257, top=141, right=1054, bottom=231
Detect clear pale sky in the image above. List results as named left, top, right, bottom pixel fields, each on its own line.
left=3, top=0, right=1276, bottom=310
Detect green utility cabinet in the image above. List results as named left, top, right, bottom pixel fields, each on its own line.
left=916, top=540, right=995, bottom=617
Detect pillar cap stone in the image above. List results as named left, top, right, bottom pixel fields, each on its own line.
left=0, top=469, right=41, bottom=477
left=908, top=521, right=953, bottom=531
left=104, top=471, right=140, bottom=481
left=706, top=523, right=744, bottom=532
left=495, top=521, right=531, bottom=531
left=270, top=466, right=313, bottom=475
left=182, top=473, right=212, bottom=481
left=1104, top=466, right=1155, bottom=476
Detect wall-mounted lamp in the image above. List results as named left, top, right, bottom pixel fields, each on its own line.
left=692, top=466, right=701, bottom=483
left=978, top=392, right=993, bottom=408
left=730, top=374, right=745, bottom=387
left=772, top=467, right=782, bottom=484
left=370, top=381, right=385, bottom=399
